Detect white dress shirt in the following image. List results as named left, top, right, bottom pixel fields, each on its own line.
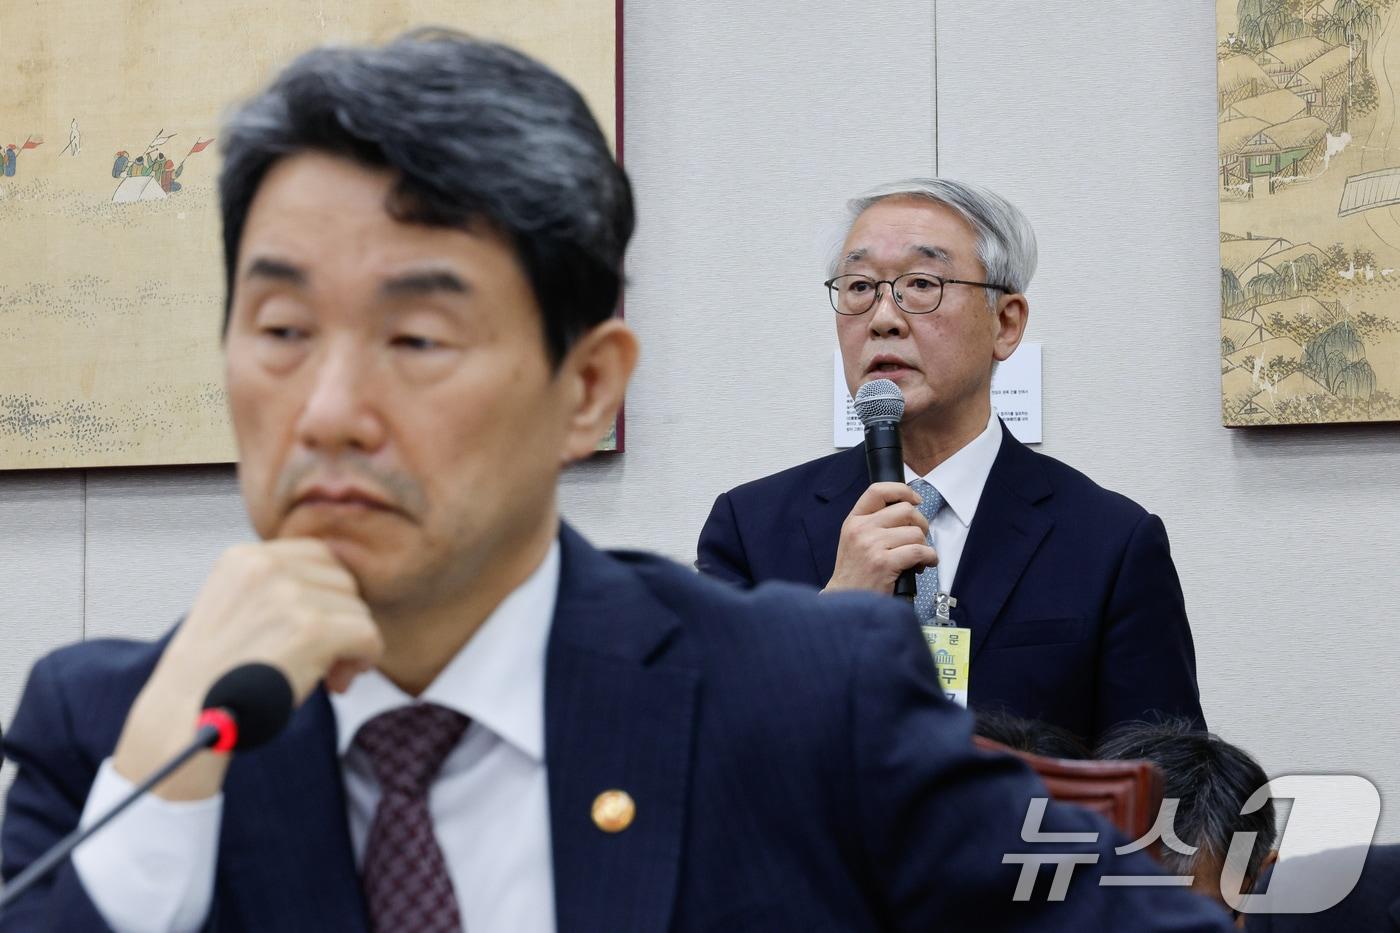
left=903, top=412, right=1003, bottom=593
left=72, top=540, right=561, bottom=933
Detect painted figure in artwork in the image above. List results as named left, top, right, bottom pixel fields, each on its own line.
left=4, top=138, right=43, bottom=176
left=160, top=157, right=178, bottom=193
left=60, top=119, right=81, bottom=157
left=110, top=136, right=211, bottom=202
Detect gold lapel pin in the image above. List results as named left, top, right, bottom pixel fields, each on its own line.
left=591, top=789, right=636, bottom=833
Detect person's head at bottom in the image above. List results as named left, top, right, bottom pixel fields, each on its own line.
left=1096, top=718, right=1278, bottom=923
left=973, top=707, right=1091, bottom=760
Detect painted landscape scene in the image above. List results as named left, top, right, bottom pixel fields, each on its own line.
left=1218, top=0, right=1400, bottom=425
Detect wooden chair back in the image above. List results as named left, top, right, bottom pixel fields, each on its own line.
left=974, top=735, right=1165, bottom=854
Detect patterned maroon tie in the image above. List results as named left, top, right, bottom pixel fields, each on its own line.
left=355, top=703, right=471, bottom=932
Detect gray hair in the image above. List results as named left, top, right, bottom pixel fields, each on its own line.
left=1096, top=718, right=1278, bottom=886
left=832, top=178, right=1038, bottom=307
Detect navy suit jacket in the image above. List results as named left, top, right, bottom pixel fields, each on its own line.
left=1245, top=845, right=1400, bottom=932
left=697, top=424, right=1205, bottom=743
left=1, top=524, right=1232, bottom=931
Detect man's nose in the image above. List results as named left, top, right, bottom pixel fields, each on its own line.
left=867, top=285, right=909, bottom=337
left=295, top=341, right=388, bottom=454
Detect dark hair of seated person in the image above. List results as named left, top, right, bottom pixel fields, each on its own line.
left=973, top=707, right=1091, bottom=760
left=1095, top=716, right=1277, bottom=903
left=216, top=28, right=633, bottom=370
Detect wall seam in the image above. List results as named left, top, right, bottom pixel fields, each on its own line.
left=81, top=470, right=87, bottom=640
left=932, top=0, right=939, bottom=175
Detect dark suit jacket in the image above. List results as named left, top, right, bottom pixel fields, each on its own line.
left=1, top=524, right=1232, bottom=932
left=697, top=423, right=1205, bottom=742
left=1245, top=845, right=1400, bottom=932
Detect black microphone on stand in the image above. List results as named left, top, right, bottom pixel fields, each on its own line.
left=0, top=662, right=294, bottom=912
left=853, top=378, right=917, bottom=601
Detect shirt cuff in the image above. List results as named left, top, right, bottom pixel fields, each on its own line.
left=70, top=758, right=223, bottom=933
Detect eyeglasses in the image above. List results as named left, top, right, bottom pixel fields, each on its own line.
left=824, top=272, right=1010, bottom=316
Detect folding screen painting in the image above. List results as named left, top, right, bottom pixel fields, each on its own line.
left=1217, top=0, right=1400, bottom=426
left=0, top=1, right=620, bottom=468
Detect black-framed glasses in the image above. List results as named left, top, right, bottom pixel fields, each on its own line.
left=823, top=272, right=1010, bottom=316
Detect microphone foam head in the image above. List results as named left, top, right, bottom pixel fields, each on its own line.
left=203, top=662, right=295, bottom=751
left=854, top=378, right=905, bottom=426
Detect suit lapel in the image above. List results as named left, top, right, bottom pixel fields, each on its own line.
left=803, top=445, right=869, bottom=586
left=218, top=690, right=368, bottom=931
left=546, top=525, right=700, bottom=933
left=952, top=426, right=1054, bottom=664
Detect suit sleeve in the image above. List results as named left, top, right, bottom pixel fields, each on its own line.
left=0, top=654, right=117, bottom=932
left=847, top=599, right=1232, bottom=932
left=2, top=655, right=220, bottom=933
left=1094, top=513, right=1206, bottom=738
left=696, top=492, right=755, bottom=586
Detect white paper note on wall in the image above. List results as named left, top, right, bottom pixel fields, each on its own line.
left=834, top=342, right=1042, bottom=447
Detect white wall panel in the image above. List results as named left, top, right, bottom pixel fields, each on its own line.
left=0, top=471, right=84, bottom=807
left=83, top=467, right=252, bottom=641
left=0, top=472, right=84, bottom=728
left=559, top=0, right=938, bottom=560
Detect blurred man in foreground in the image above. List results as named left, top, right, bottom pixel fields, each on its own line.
left=2, top=31, right=1232, bottom=933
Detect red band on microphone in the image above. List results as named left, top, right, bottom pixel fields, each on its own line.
left=196, top=708, right=239, bottom=753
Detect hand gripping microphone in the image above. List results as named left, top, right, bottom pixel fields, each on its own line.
left=853, top=378, right=917, bottom=601
left=0, top=663, right=294, bottom=912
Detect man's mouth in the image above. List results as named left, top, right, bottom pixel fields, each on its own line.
left=291, top=484, right=398, bottom=515
left=866, top=356, right=918, bottom=376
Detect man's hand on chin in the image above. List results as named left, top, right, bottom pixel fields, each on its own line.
left=111, top=538, right=384, bottom=801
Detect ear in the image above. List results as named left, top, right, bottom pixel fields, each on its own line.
left=1238, top=848, right=1278, bottom=898
left=557, top=318, right=638, bottom=464
left=991, top=291, right=1029, bottom=363
left=1231, top=849, right=1278, bottom=927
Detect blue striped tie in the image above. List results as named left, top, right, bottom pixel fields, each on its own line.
left=909, top=478, right=945, bottom=623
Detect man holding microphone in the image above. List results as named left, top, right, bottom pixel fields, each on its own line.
left=698, top=179, right=1205, bottom=743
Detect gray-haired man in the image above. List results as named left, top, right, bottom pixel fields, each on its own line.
left=698, top=179, right=1206, bottom=745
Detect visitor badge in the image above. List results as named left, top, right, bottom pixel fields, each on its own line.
left=921, top=623, right=970, bottom=708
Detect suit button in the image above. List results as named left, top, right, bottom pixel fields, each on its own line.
left=591, top=789, right=636, bottom=833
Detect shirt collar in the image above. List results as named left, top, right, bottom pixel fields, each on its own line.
left=328, top=538, right=560, bottom=764
left=903, top=411, right=1003, bottom=528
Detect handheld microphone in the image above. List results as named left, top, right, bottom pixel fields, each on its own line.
left=0, top=663, right=294, bottom=912
left=853, top=379, right=917, bottom=600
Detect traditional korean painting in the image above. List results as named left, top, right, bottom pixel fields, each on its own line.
left=0, top=1, right=619, bottom=468
left=1218, top=0, right=1400, bottom=426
